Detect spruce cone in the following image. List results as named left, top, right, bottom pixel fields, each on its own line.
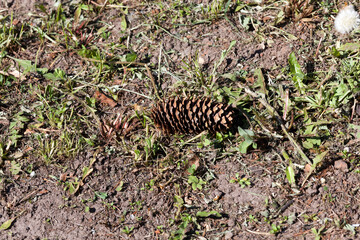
left=151, top=97, right=235, bottom=134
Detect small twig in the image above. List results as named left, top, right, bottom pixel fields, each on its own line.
left=145, top=64, right=161, bottom=100
left=90, top=1, right=139, bottom=8
left=143, top=23, right=189, bottom=43
left=314, top=37, right=323, bottom=58
left=317, top=64, right=335, bottom=89
left=98, top=0, right=108, bottom=14
left=274, top=199, right=294, bottom=218
left=246, top=229, right=273, bottom=236
left=351, top=97, right=357, bottom=121
left=180, top=131, right=207, bottom=146
left=14, top=190, right=39, bottom=207
left=112, top=87, right=153, bottom=100
left=283, top=88, right=289, bottom=120
left=80, top=56, right=147, bottom=66
left=238, top=82, right=312, bottom=166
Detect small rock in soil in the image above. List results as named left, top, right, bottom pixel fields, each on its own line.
left=306, top=185, right=319, bottom=196
left=304, top=164, right=312, bottom=174
left=334, top=160, right=348, bottom=172
left=224, top=231, right=233, bottom=239
left=227, top=218, right=236, bottom=227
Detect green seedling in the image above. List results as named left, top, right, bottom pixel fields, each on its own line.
left=197, top=134, right=212, bottom=149
left=94, top=191, right=107, bottom=200
left=9, top=111, right=30, bottom=147
left=311, top=225, right=326, bottom=240
left=10, top=161, right=21, bottom=175
left=303, top=213, right=318, bottom=223
left=130, top=200, right=143, bottom=210
left=196, top=210, right=221, bottom=218
left=270, top=223, right=281, bottom=235
left=171, top=213, right=199, bottom=240
left=229, top=173, right=251, bottom=188
left=63, top=177, right=80, bottom=195
left=237, top=127, right=257, bottom=154
left=121, top=226, right=134, bottom=235
left=188, top=175, right=206, bottom=191
left=288, top=52, right=306, bottom=94
left=344, top=224, right=356, bottom=235
left=283, top=150, right=296, bottom=187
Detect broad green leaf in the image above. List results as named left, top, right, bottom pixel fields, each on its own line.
left=187, top=164, right=196, bottom=175
left=97, top=26, right=108, bottom=35
left=14, top=59, right=36, bottom=73
left=121, top=15, right=127, bottom=30
left=95, top=191, right=107, bottom=200
left=344, top=224, right=356, bottom=235
left=239, top=139, right=253, bottom=154
left=238, top=127, right=256, bottom=153
left=80, top=4, right=92, bottom=11
left=36, top=68, right=48, bottom=74
left=188, top=176, right=198, bottom=184
left=125, top=53, right=137, bottom=62
left=254, top=68, right=267, bottom=95
left=312, top=151, right=328, bottom=168
left=286, top=165, right=295, bottom=185
left=288, top=52, right=305, bottom=94
left=349, top=124, right=360, bottom=139
left=174, top=195, right=184, bottom=205
left=331, top=47, right=341, bottom=57
left=116, top=181, right=124, bottom=192
left=203, top=138, right=211, bottom=146
left=8, top=57, right=48, bottom=74
left=338, top=43, right=360, bottom=52
left=44, top=73, right=60, bottom=81
left=302, top=140, right=313, bottom=149
left=238, top=127, right=255, bottom=137
left=68, top=181, right=77, bottom=194
left=221, top=73, right=236, bottom=81
left=196, top=210, right=221, bottom=218
left=0, top=217, right=16, bottom=230
left=74, top=6, right=81, bottom=25
left=10, top=161, right=21, bottom=175
left=82, top=166, right=93, bottom=180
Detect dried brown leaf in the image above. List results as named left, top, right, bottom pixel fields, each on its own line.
left=94, top=91, right=117, bottom=107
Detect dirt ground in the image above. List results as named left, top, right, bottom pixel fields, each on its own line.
left=1, top=0, right=360, bottom=239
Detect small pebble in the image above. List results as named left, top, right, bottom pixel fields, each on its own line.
left=224, top=231, right=233, bottom=239
left=334, top=160, right=348, bottom=172
left=198, top=56, right=205, bottom=65
left=227, top=218, right=235, bottom=227
left=304, top=164, right=312, bottom=173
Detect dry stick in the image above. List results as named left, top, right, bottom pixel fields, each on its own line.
left=317, top=64, right=335, bottom=89
left=80, top=56, right=147, bottom=66
left=98, top=0, right=108, bottom=14
left=145, top=64, right=161, bottom=101
left=245, top=229, right=273, bottom=236
left=351, top=97, right=357, bottom=121
left=237, top=83, right=312, bottom=166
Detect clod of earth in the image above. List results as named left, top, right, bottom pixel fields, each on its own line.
left=151, top=97, right=235, bottom=134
